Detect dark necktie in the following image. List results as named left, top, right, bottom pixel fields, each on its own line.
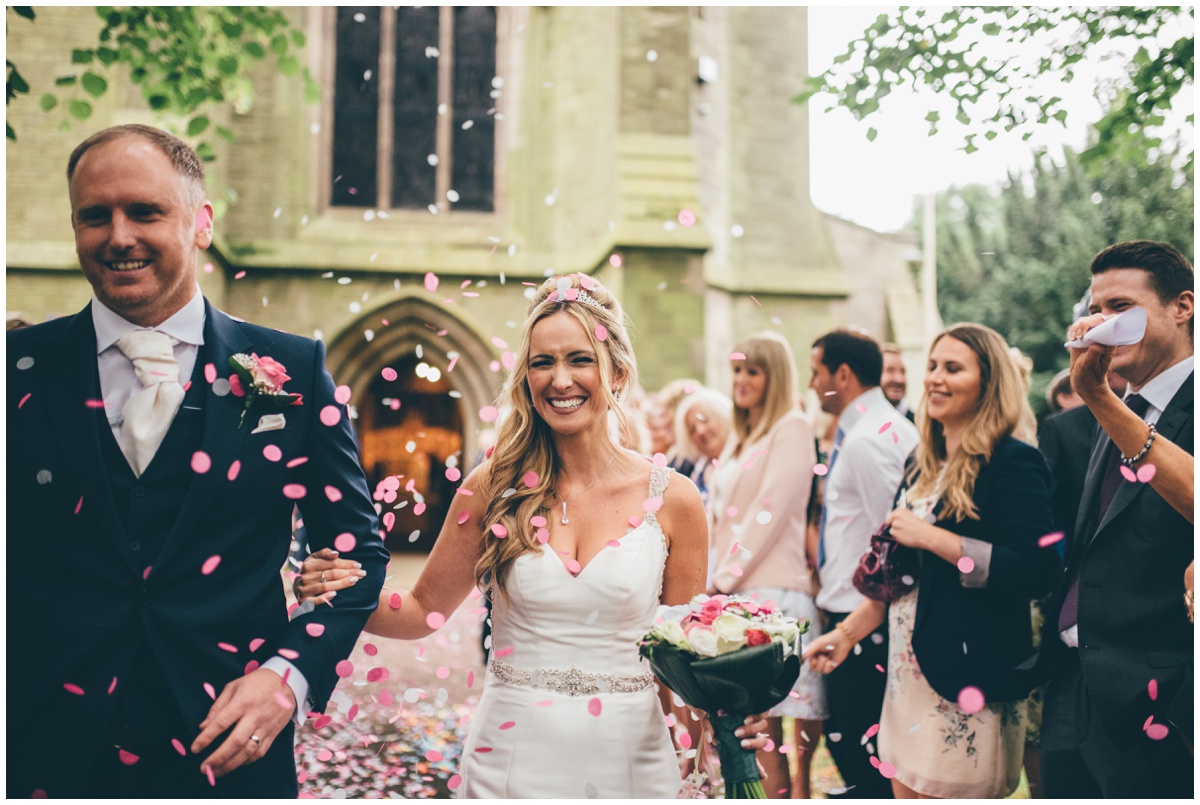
left=1058, top=394, right=1151, bottom=634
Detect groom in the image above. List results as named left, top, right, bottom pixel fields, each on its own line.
left=7, top=125, right=388, bottom=797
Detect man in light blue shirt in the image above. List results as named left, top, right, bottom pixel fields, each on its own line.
left=809, top=328, right=919, bottom=797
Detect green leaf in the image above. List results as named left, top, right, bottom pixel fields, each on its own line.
left=55, top=74, right=77, bottom=87
left=290, top=29, right=306, bottom=47
left=981, top=22, right=1001, bottom=36
left=221, top=21, right=243, bottom=39
left=13, top=7, right=35, bottom=21
left=147, top=93, right=169, bottom=110
left=187, top=115, right=210, bottom=136
left=216, top=125, right=234, bottom=142
left=71, top=48, right=95, bottom=65
left=81, top=71, right=108, bottom=97
left=303, top=74, right=321, bottom=104
left=68, top=99, right=94, bottom=120
left=8, top=65, right=30, bottom=94
left=39, top=92, right=57, bottom=111
left=96, top=46, right=118, bottom=66
left=244, top=41, right=265, bottom=59
left=924, top=110, right=940, bottom=123
left=866, top=126, right=878, bottom=142
left=6, top=122, right=15, bottom=141
left=278, top=55, right=299, bottom=76
left=218, top=55, right=239, bottom=76
left=270, top=34, right=288, bottom=57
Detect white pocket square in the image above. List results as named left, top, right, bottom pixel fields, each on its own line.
left=1064, top=307, right=1147, bottom=349
left=251, top=413, right=287, bottom=434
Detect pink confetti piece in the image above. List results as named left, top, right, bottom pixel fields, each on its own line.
left=249, top=638, right=265, bottom=652
left=218, top=642, right=238, bottom=653
left=362, top=642, right=378, bottom=656
left=75, top=496, right=84, bottom=515
left=425, top=749, right=445, bottom=762
left=305, top=623, right=325, bottom=637
left=957, top=686, right=985, bottom=714
left=334, top=533, right=356, bottom=552
left=171, top=738, right=186, bottom=756
left=498, top=721, right=516, bottom=731
left=566, top=558, right=582, bottom=574
left=536, top=527, right=551, bottom=543
left=334, top=385, right=352, bottom=404
left=879, top=762, right=897, bottom=779
left=381, top=367, right=398, bottom=382
left=446, top=774, right=462, bottom=791
left=652, top=452, right=668, bottom=468
left=813, top=463, right=828, bottom=476
left=446, top=467, right=462, bottom=482
left=204, top=682, right=217, bottom=699
left=865, top=723, right=880, bottom=739
left=729, top=566, right=743, bottom=577
left=491, top=523, right=508, bottom=538
left=957, top=556, right=975, bottom=574
left=424, top=272, right=439, bottom=292
left=205, top=764, right=216, bottom=787
left=456, top=510, right=471, bottom=525
left=1038, top=531, right=1064, bottom=548
left=1148, top=679, right=1158, bottom=700
left=447, top=354, right=459, bottom=372
left=201, top=555, right=221, bottom=575
left=383, top=511, right=395, bottom=531
left=479, top=405, right=500, bottom=423
left=531, top=515, right=548, bottom=528
left=426, top=611, right=446, bottom=629
left=84, top=397, right=106, bottom=408
left=142, top=565, right=152, bottom=580
left=869, top=756, right=881, bottom=769
left=678, top=732, right=692, bottom=749
left=588, top=698, right=602, bottom=716
left=433, top=665, right=451, bottom=680
left=476, top=746, right=493, bottom=753
left=64, top=683, right=85, bottom=696
left=1146, top=723, right=1169, bottom=740
left=467, top=671, right=475, bottom=688
left=31, top=790, right=46, bottom=799
left=325, top=485, right=343, bottom=502
left=335, top=660, right=354, bottom=678
left=118, top=749, right=139, bottom=766
left=244, top=659, right=259, bottom=675
left=726, top=505, right=739, bottom=518
left=285, top=456, right=309, bottom=469
left=263, top=444, right=283, bottom=462
left=491, top=336, right=509, bottom=349
left=277, top=648, right=299, bottom=660
left=729, top=352, right=746, bottom=361
left=108, top=676, right=118, bottom=694
left=628, top=516, right=643, bottom=528
left=522, top=470, right=540, bottom=488
left=389, top=592, right=403, bottom=609
left=892, top=432, right=899, bottom=445
left=1137, top=463, right=1157, bottom=483
left=878, top=421, right=892, bottom=434
left=227, top=459, right=241, bottom=481
left=594, top=324, right=608, bottom=341
left=605, top=539, right=621, bottom=548
left=678, top=209, right=696, bottom=226
left=18, top=392, right=32, bottom=408
left=283, top=483, right=307, bottom=500
left=366, top=667, right=388, bottom=682
left=1119, top=465, right=1137, bottom=482
left=414, top=501, right=426, bottom=516
left=319, top=405, right=341, bottom=426
left=875, top=663, right=885, bottom=673
left=205, top=363, right=218, bottom=383
left=316, top=749, right=334, bottom=762
left=642, top=497, right=664, bottom=513
left=229, top=374, right=245, bottom=397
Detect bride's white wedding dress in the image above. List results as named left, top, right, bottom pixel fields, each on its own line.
left=458, top=465, right=681, bottom=798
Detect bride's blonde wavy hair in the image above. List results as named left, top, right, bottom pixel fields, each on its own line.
left=475, top=274, right=638, bottom=599
left=908, top=323, right=1034, bottom=521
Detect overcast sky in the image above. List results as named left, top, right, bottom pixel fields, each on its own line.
left=806, top=6, right=1195, bottom=233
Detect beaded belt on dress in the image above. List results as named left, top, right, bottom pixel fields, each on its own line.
left=487, top=658, right=655, bottom=696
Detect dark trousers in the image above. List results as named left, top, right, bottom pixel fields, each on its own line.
left=1041, top=648, right=1193, bottom=798
left=820, top=610, right=894, bottom=798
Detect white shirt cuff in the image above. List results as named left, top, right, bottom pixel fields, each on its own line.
left=261, top=656, right=311, bottom=726
left=1059, top=624, right=1079, bottom=648
left=958, top=537, right=993, bottom=588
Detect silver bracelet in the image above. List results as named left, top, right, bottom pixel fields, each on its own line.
left=1120, top=423, right=1157, bottom=467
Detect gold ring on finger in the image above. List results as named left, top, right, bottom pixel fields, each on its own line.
left=321, top=571, right=327, bottom=584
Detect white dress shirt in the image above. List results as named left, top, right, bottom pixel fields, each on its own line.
left=92, top=289, right=311, bottom=723
left=816, top=387, right=920, bottom=613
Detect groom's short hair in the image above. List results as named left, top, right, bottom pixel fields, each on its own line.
left=67, top=124, right=207, bottom=208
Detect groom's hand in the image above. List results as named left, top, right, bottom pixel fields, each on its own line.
left=191, top=667, right=296, bottom=779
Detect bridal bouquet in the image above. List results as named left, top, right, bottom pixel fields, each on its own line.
left=639, top=594, right=806, bottom=799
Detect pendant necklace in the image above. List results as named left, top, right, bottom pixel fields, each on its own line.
left=557, top=451, right=618, bottom=526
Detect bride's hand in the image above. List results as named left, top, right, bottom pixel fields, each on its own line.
left=292, top=548, right=365, bottom=605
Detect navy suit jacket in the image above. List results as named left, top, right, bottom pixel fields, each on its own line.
left=1038, top=404, right=1099, bottom=549
left=1038, top=373, right=1194, bottom=748
left=7, top=300, right=389, bottom=796
left=906, top=436, right=1060, bottom=704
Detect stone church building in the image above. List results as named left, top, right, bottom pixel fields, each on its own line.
left=7, top=7, right=927, bottom=549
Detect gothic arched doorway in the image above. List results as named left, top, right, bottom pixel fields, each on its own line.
left=325, top=296, right=498, bottom=553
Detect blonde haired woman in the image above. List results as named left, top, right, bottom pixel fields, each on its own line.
left=707, top=331, right=825, bottom=798
left=295, top=274, right=767, bottom=797
left=804, top=323, right=1059, bottom=798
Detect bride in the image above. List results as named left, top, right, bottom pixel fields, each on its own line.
left=295, top=273, right=767, bottom=797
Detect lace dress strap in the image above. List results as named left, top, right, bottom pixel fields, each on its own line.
left=643, top=464, right=673, bottom=528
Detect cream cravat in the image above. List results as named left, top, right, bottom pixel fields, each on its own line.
left=115, top=330, right=185, bottom=477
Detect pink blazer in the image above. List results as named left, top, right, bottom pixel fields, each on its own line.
left=708, top=408, right=816, bottom=595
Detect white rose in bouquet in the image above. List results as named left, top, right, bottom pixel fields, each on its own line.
left=656, top=618, right=689, bottom=649
left=711, top=613, right=750, bottom=654
left=686, top=625, right=720, bottom=657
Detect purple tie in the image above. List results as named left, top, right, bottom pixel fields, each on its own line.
left=1058, top=394, right=1151, bottom=633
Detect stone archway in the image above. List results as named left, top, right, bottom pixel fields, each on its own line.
left=325, top=295, right=499, bottom=551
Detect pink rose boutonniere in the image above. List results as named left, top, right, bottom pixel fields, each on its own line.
left=229, top=352, right=304, bottom=428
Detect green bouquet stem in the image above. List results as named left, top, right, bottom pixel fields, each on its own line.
left=711, top=714, right=766, bottom=799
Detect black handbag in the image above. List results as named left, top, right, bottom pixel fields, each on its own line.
left=852, top=522, right=920, bottom=603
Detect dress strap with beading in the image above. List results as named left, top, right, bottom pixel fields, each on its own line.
left=643, top=465, right=672, bottom=528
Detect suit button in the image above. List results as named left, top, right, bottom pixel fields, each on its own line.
left=133, top=485, right=146, bottom=497
left=129, top=540, right=141, bottom=552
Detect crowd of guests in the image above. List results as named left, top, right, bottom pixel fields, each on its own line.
left=629, top=240, right=1193, bottom=799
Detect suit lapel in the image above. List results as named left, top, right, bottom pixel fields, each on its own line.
left=154, top=301, right=253, bottom=570
left=40, top=307, right=138, bottom=573
left=1084, top=373, right=1194, bottom=545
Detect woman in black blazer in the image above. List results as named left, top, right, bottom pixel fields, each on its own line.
left=805, top=323, right=1059, bottom=798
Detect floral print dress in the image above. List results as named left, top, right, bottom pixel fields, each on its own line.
left=876, top=490, right=1027, bottom=798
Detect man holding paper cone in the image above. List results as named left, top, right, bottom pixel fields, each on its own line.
left=1038, top=240, right=1194, bottom=797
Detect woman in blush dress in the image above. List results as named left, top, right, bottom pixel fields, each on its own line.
left=804, top=323, right=1059, bottom=798
left=295, top=273, right=767, bottom=798
left=706, top=332, right=826, bottom=799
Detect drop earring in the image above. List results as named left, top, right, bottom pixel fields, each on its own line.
left=613, top=388, right=621, bottom=402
